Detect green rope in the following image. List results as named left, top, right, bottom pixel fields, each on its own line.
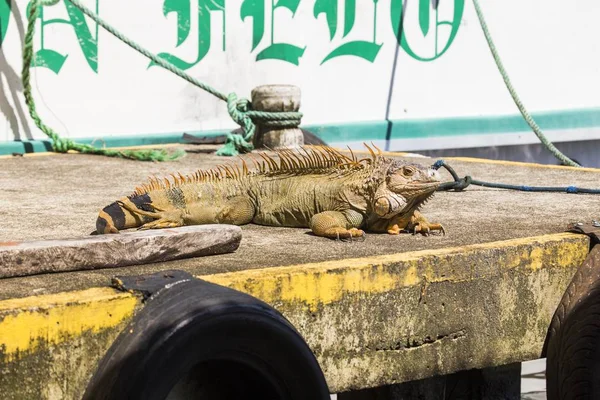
left=23, top=0, right=302, bottom=158
left=472, top=0, right=580, bottom=167
left=22, top=0, right=185, bottom=161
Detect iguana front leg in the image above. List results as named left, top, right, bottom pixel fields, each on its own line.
left=388, top=211, right=445, bottom=236
left=410, top=211, right=445, bottom=235
left=368, top=211, right=445, bottom=236
left=310, top=210, right=365, bottom=240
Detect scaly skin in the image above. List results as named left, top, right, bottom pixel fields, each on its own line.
left=95, top=145, right=444, bottom=239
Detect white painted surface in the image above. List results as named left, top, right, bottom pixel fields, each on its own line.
left=0, top=0, right=598, bottom=146
left=389, top=0, right=600, bottom=120
left=521, top=358, right=547, bottom=397
left=371, top=127, right=600, bottom=152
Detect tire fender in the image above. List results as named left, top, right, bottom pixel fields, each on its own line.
left=544, top=243, right=600, bottom=400
left=83, top=270, right=331, bottom=400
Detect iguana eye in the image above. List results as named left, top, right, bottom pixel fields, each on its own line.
left=402, top=167, right=415, bottom=177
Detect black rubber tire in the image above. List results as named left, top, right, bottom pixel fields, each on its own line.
left=83, top=276, right=330, bottom=400
left=545, top=245, right=600, bottom=400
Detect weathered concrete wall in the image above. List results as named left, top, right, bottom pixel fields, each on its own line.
left=0, top=289, right=141, bottom=399
left=0, top=233, right=589, bottom=398
left=203, top=233, right=588, bottom=392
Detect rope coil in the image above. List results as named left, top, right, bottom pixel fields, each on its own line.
left=218, top=93, right=302, bottom=155
left=23, top=0, right=302, bottom=158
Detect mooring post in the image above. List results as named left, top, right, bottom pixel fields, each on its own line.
left=250, top=84, right=304, bottom=149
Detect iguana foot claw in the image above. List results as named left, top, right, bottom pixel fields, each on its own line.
left=338, top=229, right=367, bottom=242
left=412, top=222, right=445, bottom=236
left=354, top=232, right=367, bottom=242
left=327, top=227, right=365, bottom=241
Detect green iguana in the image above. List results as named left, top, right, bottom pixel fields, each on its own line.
left=95, top=145, right=444, bottom=239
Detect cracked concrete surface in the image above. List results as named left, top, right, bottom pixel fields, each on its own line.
left=0, top=145, right=599, bottom=299
left=0, top=145, right=596, bottom=396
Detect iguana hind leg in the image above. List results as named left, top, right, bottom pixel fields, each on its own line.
left=116, top=199, right=162, bottom=219
left=214, top=198, right=255, bottom=225
left=116, top=199, right=185, bottom=231
left=310, top=210, right=365, bottom=240
left=117, top=197, right=255, bottom=231
left=137, top=218, right=183, bottom=230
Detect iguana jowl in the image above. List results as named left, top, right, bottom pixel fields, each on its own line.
left=96, top=145, right=444, bottom=239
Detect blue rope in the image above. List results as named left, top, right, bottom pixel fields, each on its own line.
left=432, top=160, right=600, bottom=195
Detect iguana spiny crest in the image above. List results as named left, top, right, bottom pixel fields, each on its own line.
left=96, top=144, right=444, bottom=239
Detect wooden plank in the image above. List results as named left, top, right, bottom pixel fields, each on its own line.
left=0, top=225, right=242, bottom=278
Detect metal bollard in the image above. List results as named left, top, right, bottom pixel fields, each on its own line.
left=251, top=84, right=304, bottom=149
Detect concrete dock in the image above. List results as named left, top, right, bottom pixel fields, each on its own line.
left=0, top=144, right=598, bottom=398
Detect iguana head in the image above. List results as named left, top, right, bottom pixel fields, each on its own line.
left=373, top=159, right=441, bottom=219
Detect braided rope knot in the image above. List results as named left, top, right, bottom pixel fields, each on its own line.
left=51, top=137, right=76, bottom=153
left=226, top=93, right=254, bottom=141
left=219, top=92, right=304, bottom=156
left=246, top=110, right=303, bottom=129
left=453, top=176, right=472, bottom=191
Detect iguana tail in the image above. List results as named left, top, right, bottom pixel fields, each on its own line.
left=96, top=194, right=155, bottom=234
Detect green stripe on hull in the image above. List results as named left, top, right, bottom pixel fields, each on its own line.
left=2, top=108, right=599, bottom=156
left=389, top=107, right=600, bottom=139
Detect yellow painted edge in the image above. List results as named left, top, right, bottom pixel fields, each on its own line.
left=0, top=232, right=588, bottom=359
left=0, top=287, right=132, bottom=311
left=199, top=232, right=588, bottom=311
left=0, top=287, right=138, bottom=360
left=204, top=232, right=585, bottom=280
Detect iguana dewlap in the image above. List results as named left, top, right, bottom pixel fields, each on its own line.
left=96, top=145, right=444, bottom=239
